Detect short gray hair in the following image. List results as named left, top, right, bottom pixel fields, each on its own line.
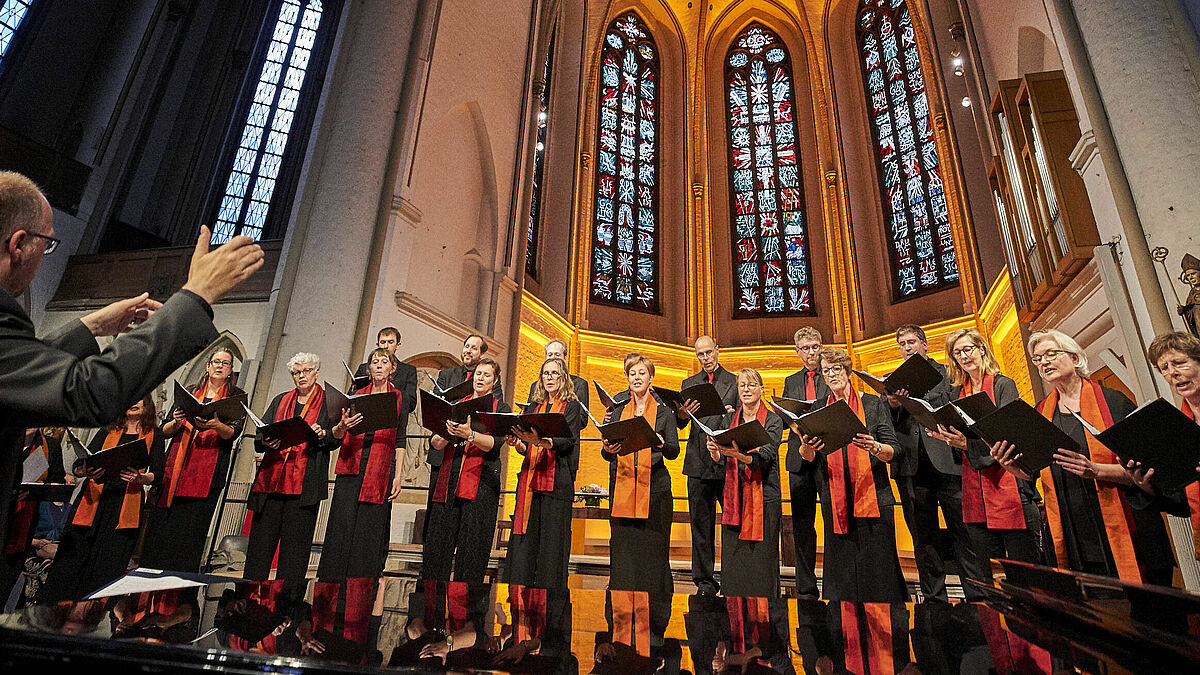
left=1027, top=329, right=1088, bottom=377
left=286, top=352, right=321, bottom=372
left=0, top=171, right=47, bottom=245
left=544, top=338, right=569, bottom=357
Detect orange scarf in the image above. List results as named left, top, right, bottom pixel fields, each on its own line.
left=513, top=399, right=566, bottom=535
left=722, top=404, right=767, bottom=541
left=840, top=602, right=896, bottom=675
left=960, top=375, right=1025, bottom=529
left=612, top=396, right=656, bottom=519
left=610, top=590, right=651, bottom=657
left=163, top=380, right=228, bottom=507
left=1036, top=379, right=1141, bottom=581
left=1182, top=401, right=1200, bottom=561
left=826, top=389, right=879, bottom=534
left=727, top=596, right=770, bottom=656
left=73, top=427, right=151, bottom=529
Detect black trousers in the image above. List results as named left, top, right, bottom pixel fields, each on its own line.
left=140, top=487, right=224, bottom=573
left=319, top=476, right=391, bottom=581
left=965, top=499, right=1043, bottom=577
left=896, top=469, right=987, bottom=601
left=244, top=495, right=319, bottom=584
left=420, top=480, right=499, bottom=584
left=788, top=468, right=819, bottom=598
left=686, top=477, right=723, bottom=592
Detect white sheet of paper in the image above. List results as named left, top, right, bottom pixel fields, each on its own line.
left=22, top=450, right=49, bottom=483
left=85, top=567, right=235, bottom=599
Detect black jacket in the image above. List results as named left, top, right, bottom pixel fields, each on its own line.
left=782, top=367, right=832, bottom=473
left=887, top=358, right=956, bottom=478
left=677, top=366, right=739, bottom=479
left=0, top=288, right=217, bottom=551
left=249, top=387, right=340, bottom=508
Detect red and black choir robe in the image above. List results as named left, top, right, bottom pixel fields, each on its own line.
left=159, top=382, right=245, bottom=507
left=717, top=404, right=783, bottom=598
left=5, top=431, right=65, bottom=557
left=955, top=374, right=1032, bottom=530
left=333, top=383, right=403, bottom=504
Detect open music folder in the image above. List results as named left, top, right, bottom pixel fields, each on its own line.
left=594, top=381, right=629, bottom=410
left=969, top=399, right=1080, bottom=476
left=852, top=353, right=944, bottom=399
left=652, top=383, right=727, bottom=417
left=243, top=403, right=318, bottom=449
left=768, top=399, right=868, bottom=453
left=768, top=396, right=818, bottom=419
left=896, top=391, right=996, bottom=439
left=341, top=359, right=371, bottom=391
left=419, top=389, right=493, bottom=435
left=79, top=435, right=151, bottom=475
left=433, top=376, right=475, bottom=402
left=687, top=411, right=775, bottom=450
left=582, top=407, right=659, bottom=455
left=477, top=411, right=573, bottom=439
left=323, top=384, right=399, bottom=435
left=1085, top=399, right=1200, bottom=491
left=173, top=381, right=248, bottom=423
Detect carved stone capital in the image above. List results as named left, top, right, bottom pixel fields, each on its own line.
left=691, top=183, right=704, bottom=198
left=824, top=170, right=838, bottom=186
left=581, top=152, right=592, bottom=169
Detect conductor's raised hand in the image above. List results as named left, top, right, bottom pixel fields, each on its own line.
left=81, top=292, right=163, bottom=337
left=181, top=225, right=265, bottom=305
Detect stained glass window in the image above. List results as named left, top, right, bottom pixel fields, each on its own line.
left=0, top=0, right=33, bottom=66
left=591, top=12, right=658, bottom=311
left=210, top=0, right=325, bottom=244
left=857, top=0, right=958, bottom=299
left=725, top=25, right=813, bottom=316
left=526, top=32, right=554, bottom=280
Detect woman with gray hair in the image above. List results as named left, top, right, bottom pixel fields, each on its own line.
left=990, top=330, right=1176, bottom=585
left=243, top=352, right=337, bottom=586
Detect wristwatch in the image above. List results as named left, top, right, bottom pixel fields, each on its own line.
left=445, top=633, right=454, bottom=651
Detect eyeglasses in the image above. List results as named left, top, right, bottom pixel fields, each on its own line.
left=737, top=381, right=761, bottom=390
left=542, top=372, right=563, bottom=380
left=1030, top=349, right=1067, bottom=365
left=952, top=345, right=981, bottom=358
left=820, top=366, right=845, bottom=376
left=209, top=359, right=233, bottom=368
left=291, top=367, right=316, bottom=377
left=29, top=233, right=60, bottom=255
left=695, top=349, right=717, bottom=359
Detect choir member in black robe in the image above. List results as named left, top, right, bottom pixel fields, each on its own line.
left=244, top=352, right=337, bottom=586
left=927, top=329, right=1041, bottom=575
left=437, top=334, right=503, bottom=400
left=141, top=348, right=245, bottom=572
left=353, top=327, right=418, bottom=439
left=423, top=356, right=509, bottom=583
left=525, top=338, right=590, bottom=407
left=602, top=353, right=680, bottom=595
left=993, top=329, right=1176, bottom=585
left=827, top=602, right=912, bottom=674
left=2, top=428, right=67, bottom=601
left=1130, top=332, right=1200, bottom=565
left=503, top=357, right=585, bottom=590
left=39, top=396, right=165, bottom=602
left=884, top=325, right=981, bottom=601
left=707, top=368, right=784, bottom=599
left=714, top=595, right=794, bottom=674
left=782, top=327, right=829, bottom=600
left=673, top=336, right=737, bottom=596
left=795, top=347, right=908, bottom=604
left=311, top=576, right=383, bottom=663
left=318, top=348, right=404, bottom=581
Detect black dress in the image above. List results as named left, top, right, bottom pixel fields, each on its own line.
left=243, top=388, right=337, bottom=584
left=814, top=392, right=909, bottom=603
left=141, top=385, right=246, bottom=573
left=39, top=429, right=165, bottom=602
left=421, top=399, right=511, bottom=583
left=717, top=408, right=784, bottom=599
left=605, top=396, right=680, bottom=594
left=502, top=400, right=586, bottom=590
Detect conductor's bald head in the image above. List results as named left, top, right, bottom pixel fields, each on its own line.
left=0, top=171, right=53, bottom=296
left=695, top=335, right=720, bottom=373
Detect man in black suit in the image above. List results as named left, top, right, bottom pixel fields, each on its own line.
left=436, top=334, right=503, bottom=400
left=354, top=326, right=418, bottom=443
left=672, top=335, right=737, bottom=595
left=887, top=324, right=983, bottom=601
left=782, top=326, right=829, bottom=599
left=526, top=338, right=589, bottom=407
left=0, top=170, right=263, bottom=547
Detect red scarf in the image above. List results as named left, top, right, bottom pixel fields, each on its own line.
left=160, top=381, right=229, bottom=507
left=6, top=434, right=51, bottom=554
left=1182, top=401, right=1200, bottom=561
left=840, top=602, right=896, bottom=675
left=722, top=404, right=766, bottom=541
left=826, top=389, right=879, bottom=535
left=432, top=394, right=497, bottom=503
left=313, top=577, right=376, bottom=648
left=420, top=580, right=471, bottom=634
left=252, top=386, right=325, bottom=495
left=334, top=383, right=403, bottom=503
left=513, top=399, right=566, bottom=535
left=612, top=396, right=656, bottom=519
left=959, top=375, right=1025, bottom=529
left=611, top=590, right=651, bottom=657
left=73, top=427, right=152, bottom=529
left=727, top=596, right=770, bottom=657
left=511, top=584, right=548, bottom=643
left=1036, top=379, right=1142, bottom=582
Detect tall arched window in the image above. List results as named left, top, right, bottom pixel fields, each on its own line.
left=591, top=12, right=659, bottom=312
left=210, top=0, right=332, bottom=244
left=725, top=24, right=813, bottom=316
left=0, top=1, right=34, bottom=66
left=857, top=0, right=958, bottom=299
left=525, top=31, right=554, bottom=280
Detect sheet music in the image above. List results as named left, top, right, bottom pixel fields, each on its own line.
left=22, top=449, right=49, bottom=483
